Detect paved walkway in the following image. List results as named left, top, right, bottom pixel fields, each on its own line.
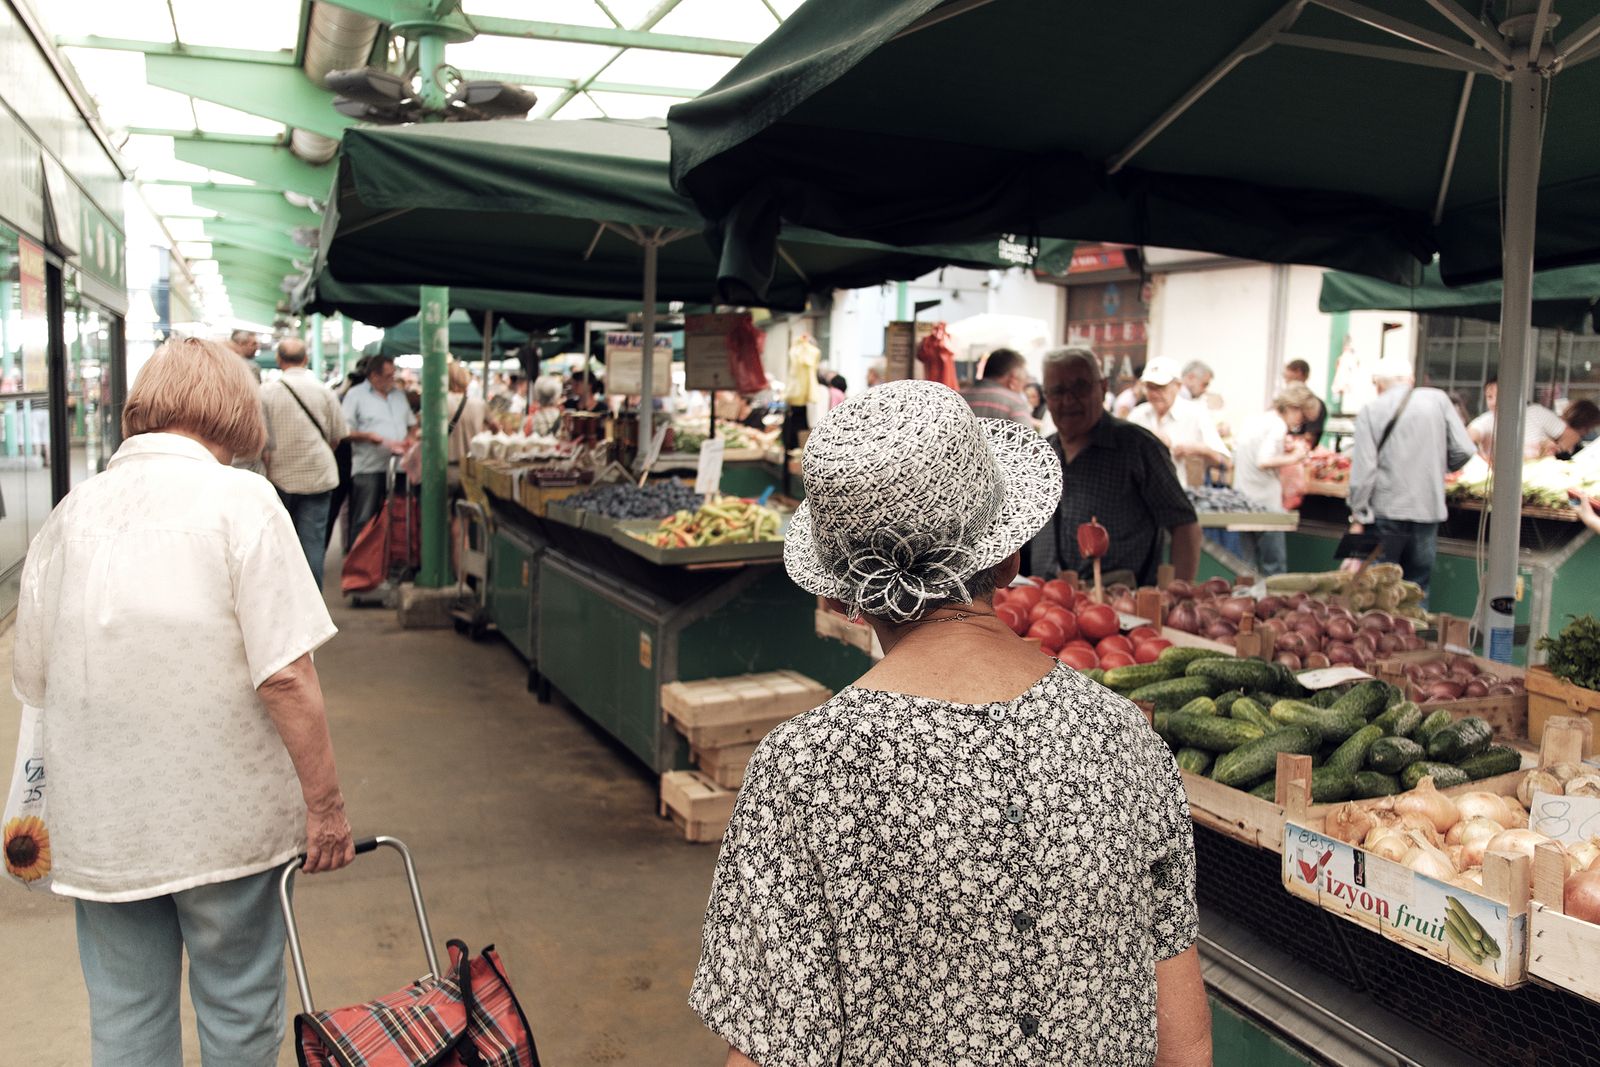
left=0, top=591, right=728, bottom=1066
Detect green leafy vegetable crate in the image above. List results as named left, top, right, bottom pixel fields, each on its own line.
left=1530, top=615, right=1600, bottom=742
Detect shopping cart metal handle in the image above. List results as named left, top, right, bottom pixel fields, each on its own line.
left=278, top=835, right=441, bottom=1013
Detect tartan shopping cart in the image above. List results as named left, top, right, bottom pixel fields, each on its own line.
left=279, top=836, right=540, bottom=1067
left=341, top=459, right=421, bottom=605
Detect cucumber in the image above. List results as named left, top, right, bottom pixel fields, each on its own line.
left=1082, top=668, right=1106, bottom=684
left=1456, top=745, right=1522, bottom=781
left=1268, top=699, right=1333, bottom=730
left=1176, top=696, right=1219, bottom=718
left=1401, top=761, right=1471, bottom=791
left=1156, top=646, right=1232, bottom=670
left=1367, top=736, right=1425, bottom=774
left=1185, top=657, right=1280, bottom=691
left=1327, top=725, right=1384, bottom=777
left=1425, top=716, right=1494, bottom=763
left=1268, top=701, right=1366, bottom=743
left=1250, top=779, right=1279, bottom=800
left=1352, top=770, right=1401, bottom=798
left=1210, top=725, right=1318, bottom=788
left=1127, top=676, right=1219, bottom=710
left=1268, top=662, right=1311, bottom=699
left=1311, top=767, right=1355, bottom=803
left=1166, top=712, right=1265, bottom=753
left=1176, top=747, right=1213, bottom=775
left=1331, top=680, right=1390, bottom=720
left=1230, top=697, right=1277, bottom=733
left=1310, top=687, right=1347, bottom=709
left=1372, top=701, right=1423, bottom=738
left=1213, top=690, right=1247, bottom=715
left=1152, top=712, right=1173, bottom=746
left=1103, top=662, right=1176, bottom=691
left=1415, top=708, right=1456, bottom=745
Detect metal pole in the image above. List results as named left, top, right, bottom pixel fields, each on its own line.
left=310, top=312, right=325, bottom=377
left=418, top=285, right=451, bottom=587
left=1484, top=50, right=1545, bottom=662
left=481, top=309, right=494, bottom=400
left=340, top=315, right=354, bottom=378
left=418, top=34, right=449, bottom=111
left=638, top=239, right=658, bottom=470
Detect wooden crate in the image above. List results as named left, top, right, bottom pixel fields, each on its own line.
left=659, top=770, right=736, bottom=843
left=1528, top=666, right=1600, bottom=743
left=517, top=479, right=585, bottom=518
left=661, top=671, right=830, bottom=749
left=1530, top=841, right=1600, bottom=1003
left=1375, top=645, right=1528, bottom=741
left=693, top=742, right=761, bottom=790
left=814, top=604, right=879, bottom=658
left=479, top=460, right=519, bottom=502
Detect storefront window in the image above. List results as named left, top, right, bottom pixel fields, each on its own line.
left=63, top=270, right=115, bottom=476
left=1421, top=314, right=1600, bottom=420
left=0, top=223, right=59, bottom=599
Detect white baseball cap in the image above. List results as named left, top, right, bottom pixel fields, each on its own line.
left=1140, top=357, right=1183, bottom=386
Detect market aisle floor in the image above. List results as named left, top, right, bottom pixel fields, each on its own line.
left=0, top=590, right=728, bottom=1067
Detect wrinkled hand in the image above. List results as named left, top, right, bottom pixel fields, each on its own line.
left=302, top=799, right=355, bottom=874
left=386, top=439, right=410, bottom=456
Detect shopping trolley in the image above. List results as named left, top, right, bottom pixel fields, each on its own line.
left=279, top=836, right=540, bottom=1066
left=342, top=458, right=420, bottom=606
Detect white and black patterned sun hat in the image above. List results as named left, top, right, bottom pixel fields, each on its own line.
left=785, top=379, right=1062, bottom=622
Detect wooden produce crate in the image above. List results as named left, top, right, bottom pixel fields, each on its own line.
left=661, top=671, right=830, bottom=750
left=1528, top=666, right=1600, bottom=744
left=1530, top=840, right=1600, bottom=1004
left=692, top=742, right=761, bottom=791
left=478, top=460, right=520, bottom=503
left=1376, top=619, right=1529, bottom=741
left=517, top=479, right=586, bottom=518
left=814, top=602, right=880, bottom=658
left=659, top=770, right=736, bottom=843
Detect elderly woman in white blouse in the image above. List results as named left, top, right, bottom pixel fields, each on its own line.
left=12, top=337, right=354, bottom=1067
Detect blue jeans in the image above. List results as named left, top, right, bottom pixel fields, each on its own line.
left=74, top=868, right=288, bottom=1067
left=1374, top=517, right=1439, bottom=603
left=1240, top=530, right=1288, bottom=577
left=278, top=489, right=333, bottom=589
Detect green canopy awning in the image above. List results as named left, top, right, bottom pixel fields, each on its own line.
left=1320, top=264, right=1600, bottom=333
left=667, top=0, right=1600, bottom=291
left=321, top=118, right=1073, bottom=308
left=362, top=310, right=536, bottom=361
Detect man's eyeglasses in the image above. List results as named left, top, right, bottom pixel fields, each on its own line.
left=1044, top=380, right=1103, bottom=401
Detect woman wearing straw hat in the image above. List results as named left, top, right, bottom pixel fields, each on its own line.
left=690, top=381, right=1211, bottom=1067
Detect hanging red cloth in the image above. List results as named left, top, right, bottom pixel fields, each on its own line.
left=726, top=314, right=768, bottom=395
left=916, top=322, right=959, bottom=390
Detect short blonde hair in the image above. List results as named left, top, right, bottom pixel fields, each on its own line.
left=123, top=337, right=267, bottom=458
left=447, top=359, right=472, bottom=392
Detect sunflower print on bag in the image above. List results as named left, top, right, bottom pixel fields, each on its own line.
left=4, top=815, right=51, bottom=883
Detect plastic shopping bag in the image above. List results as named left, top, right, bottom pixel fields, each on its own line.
left=3, top=704, right=52, bottom=891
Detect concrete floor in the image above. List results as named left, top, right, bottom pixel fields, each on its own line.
left=0, top=590, right=728, bottom=1066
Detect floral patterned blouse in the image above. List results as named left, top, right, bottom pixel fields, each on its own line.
left=690, top=663, right=1197, bottom=1067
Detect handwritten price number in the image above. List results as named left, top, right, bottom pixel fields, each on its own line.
left=22, top=756, right=42, bottom=803
left=1531, top=795, right=1600, bottom=842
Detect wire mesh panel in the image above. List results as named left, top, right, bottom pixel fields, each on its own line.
left=1194, top=825, right=1600, bottom=1067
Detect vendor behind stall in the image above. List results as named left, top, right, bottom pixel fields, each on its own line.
left=1029, top=347, right=1201, bottom=585
left=1468, top=377, right=1569, bottom=461
left=1283, top=359, right=1328, bottom=445
left=1546, top=399, right=1600, bottom=459
left=1232, top=386, right=1315, bottom=577
left=1126, top=357, right=1230, bottom=488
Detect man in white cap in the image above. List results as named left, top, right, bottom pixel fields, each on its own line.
left=1126, top=357, right=1230, bottom=488
left=1346, top=354, right=1474, bottom=599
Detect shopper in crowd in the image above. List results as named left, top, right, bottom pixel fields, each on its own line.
left=1030, top=347, right=1201, bottom=584
left=1283, top=359, right=1327, bottom=445
left=447, top=359, right=488, bottom=495
left=1468, top=377, right=1570, bottom=462
left=12, top=337, right=353, bottom=1067
left=692, top=380, right=1209, bottom=1067
left=1178, top=360, right=1213, bottom=402
left=261, top=338, right=349, bottom=589
left=229, top=329, right=262, bottom=383
left=960, top=347, right=1034, bottom=424
left=525, top=374, right=565, bottom=437
left=1543, top=399, right=1600, bottom=459
left=1232, top=385, right=1315, bottom=577
left=1112, top=377, right=1144, bottom=419
left=1023, top=380, right=1047, bottom=420
left=340, top=353, right=416, bottom=547
left=566, top=369, right=608, bottom=415
left=1127, top=356, right=1230, bottom=488
left=866, top=360, right=886, bottom=388
left=1346, top=354, right=1474, bottom=599
left=817, top=367, right=847, bottom=409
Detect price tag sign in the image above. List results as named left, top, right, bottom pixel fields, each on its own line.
left=1117, top=611, right=1157, bottom=630
left=1530, top=791, right=1600, bottom=845
left=605, top=331, right=673, bottom=397
left=1296, top=666, right=1374, bottom=689
left=695, top=437, right=726, bottom=496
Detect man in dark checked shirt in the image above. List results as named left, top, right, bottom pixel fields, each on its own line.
left=1028, top=347, right=1201, bottom=585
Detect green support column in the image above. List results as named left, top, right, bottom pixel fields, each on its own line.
left=340, top=315, right=354, bottom=376
left=896, top=280, right=909, bottom=320
left=418, top=285, right=451, bottom=587
left=311, top=313, right=325, bottom=377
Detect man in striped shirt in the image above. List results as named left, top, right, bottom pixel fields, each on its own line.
left=959, top=347, right=1034, bottom=424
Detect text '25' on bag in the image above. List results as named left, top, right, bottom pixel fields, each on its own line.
left=3, top=704, right=52, bottom=892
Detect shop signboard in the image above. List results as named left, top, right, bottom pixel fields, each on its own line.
left=17, top=236, right=47, bottom=391
left=604, top=331, right=672, bottom=397
left=684, top=313, right=744, bottom=391
left=1282, top=819, right=1527, bottom=986
left=883, top=320, right=936, bottom=382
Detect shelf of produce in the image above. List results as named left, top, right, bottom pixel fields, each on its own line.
left=1196, top=510, right=1300, bottom=532
left=1449, top=496, right=1581, bottom=523
left=1530, top=842, right=1600, bottom=1005
left=1304, top=480, right=1350, bottom=499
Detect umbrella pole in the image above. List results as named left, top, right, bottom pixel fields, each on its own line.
left=1484, top=58, right=1545, bottom=662
left=481, top=309, right=494, bottom=403
left=639, top=240, right=658, bottom=474
left=417, top=285, right=451, bottom=588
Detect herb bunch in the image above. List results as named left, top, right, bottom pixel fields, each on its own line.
left=1537, top=615, right=1600, bottom=691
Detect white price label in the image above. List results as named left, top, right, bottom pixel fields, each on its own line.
left=1295, top=666, right=1374, bottom=690
left=1529, top=790, right=1600, bottom=845
left=695, top=437, right=726, bottom=496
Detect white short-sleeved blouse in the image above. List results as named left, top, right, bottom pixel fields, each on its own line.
left=12, top=433, right=338, bottom=902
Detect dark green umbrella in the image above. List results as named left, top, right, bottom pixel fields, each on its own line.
left=363, top=310, right=533, bottom=360
left=1320, top=263, right=1600, bottom=332
left=666, top=0, right=1600, bottom=659
left=295, top=274, right=694, bottom=333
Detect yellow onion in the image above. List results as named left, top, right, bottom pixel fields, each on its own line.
left=1569, top=839, right=1600, bottom=873
left=1518, top=770, right=1563, bottom=808
left=1485, top=828, right=1553, bottom=865
left=1363, top=827, right=1410, bottom=863
left=1396, top=777, right=1460, bottom=834
left=1327, top=803, right=1377, bottom=846
left=1566, top=870, right=1600, bottom=924
left=1402, top=829, right=1458, bottom=880
left=1457, top=817, right=1505, bottom=869
left=1395, top=811, right=1444, bottom=849
left=1457, top=791, right=1521, bottom=829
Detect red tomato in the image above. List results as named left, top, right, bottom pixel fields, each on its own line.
left=1042, top=579, right=1076, bottom=606
left=1134, top=639, right=1173, bottom=664
left=1096, top=635, right=1134, bottom=656
left=1043, top=606, right=1079, bottom=641
left=1128, top=626, right=1161, bottom=644
left=1027, top=619, right=1066, bottom=652
left=992, top=588, right=1010, bottom=607
left=1029, top=600, right=1052, bottom=623
left=1079, top=604, right=1120, bottom=643
left=996, top=603, right=1029, bottom=636
left=1056, top=646, right=1099, bottom=671
left=1072, top=592, right=1098, bottom=613
left=1009, top=585, right=1044, bottom=611
left=1028, top=575, right=1047, bottom=588
left=1099, top=651, right=1137, bottom=669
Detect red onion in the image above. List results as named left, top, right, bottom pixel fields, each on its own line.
left=1359, top=610, right=1394, bottom=632
left=1304, top=652, right=1331, bottom=669
left=1220, top=596, right=1253, bottom=622
left=1327, top=618, right=1355, bottom=642
left=1276, top=653, right=1303, bottom=670
left=1168, top=603, right=1201, bottom=633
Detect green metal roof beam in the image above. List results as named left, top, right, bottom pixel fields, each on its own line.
left=465, top=16, right=752, bottom=57
left=225, top=298, right=290, bottom=325
left=173, top=140, right=336, bottom=200
left=145, top=53, right=351, bottom=141
left=457, top=69, right=696, bottom=99
left=204, top=223, right=308, bottom=260
left=214, top=249, right=304, bottom=276
left=56, top=36, right=297, bottom=65
left=126, top=128, right=287, bottom=145
left=192, top=187, right=322, bottom=230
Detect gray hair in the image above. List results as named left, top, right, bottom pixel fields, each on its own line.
left=1181, top=360, right=1213, bottom=380
left=532, top=374, right=564, bottom=406
left=1042, top=346, right=1103, bottom=380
